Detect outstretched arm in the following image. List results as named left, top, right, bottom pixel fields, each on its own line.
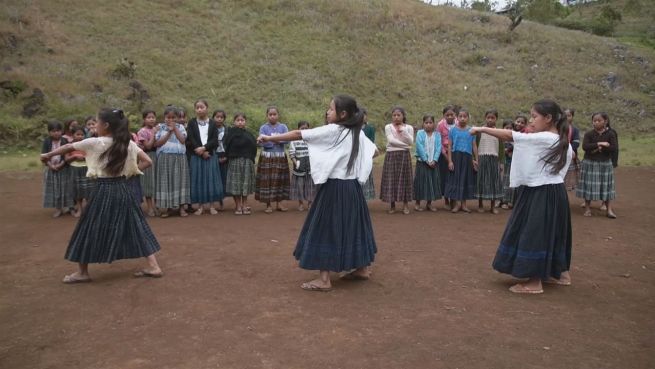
left=469, top=127, right=513, bottom=142
left=258, top=130, right=302, bottom=144
left=40, top=143, right=75, bottom=162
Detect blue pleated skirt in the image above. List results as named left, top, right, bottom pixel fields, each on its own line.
left=65, top=177, right=161, bottom=264
left=190, top=154, right=223, bottom=203
left=492, top=183, right=572, bottom=280
left=444, top=151, right=476, bottom=200
left=294, top=179, right=377, bottom=272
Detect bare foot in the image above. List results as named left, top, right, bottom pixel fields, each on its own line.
left=402, top=207, right=410, bottom=215
left=194, top=208, right=203, bottom=216
left=509, top=283, right=543, bottom=294
left=52, top=210, right=62, bottom=218
left=583, top=210, right=592, bottom=217
left=209, top=207, right=218, bottom=215
left=461, top=207, right=471, bottom=213
left=451, top=205, right=461, bottom=213
left=179, top=209, right=188, bottom=217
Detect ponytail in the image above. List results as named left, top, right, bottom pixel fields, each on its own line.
left=533, top=100, right=569, bottom=174
left=98, top=108, right=131, bottom=176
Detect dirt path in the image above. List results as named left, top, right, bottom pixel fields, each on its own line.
left=0, top=167, right=653, bottom=369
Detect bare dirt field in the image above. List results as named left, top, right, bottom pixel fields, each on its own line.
left=1, top=167, right=653, bottom=369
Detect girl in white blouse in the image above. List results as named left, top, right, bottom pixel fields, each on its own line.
left=41, top=108, right=163, bottom=284
left=470, top=100, right=573, bottom=294
left=258, top=95, right=377, bottom=292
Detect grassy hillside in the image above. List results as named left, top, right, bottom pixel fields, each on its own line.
left=0, top=0, right=654, bottom=150
left=564, top=0, right=655, bottom=48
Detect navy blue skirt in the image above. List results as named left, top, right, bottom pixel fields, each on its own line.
left=294, top=179, right=377, bottom=272
left=444, top=151, right=476, bottom=200
left=492, top=183, right=572, bottom=280
left=190, top=154, right=223, bottom=203
left=65, top=177, right=161, bottom=264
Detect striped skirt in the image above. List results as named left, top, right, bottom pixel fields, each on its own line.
left=140, top=151, right=157, bottom=197
left=65, top=177, right=160, bottom=263
left=190, top=154, right=223, bottom=203
left=226, top=157, right=256, bottom=196
left=413, top=161, right=442, bottom=201
left=155, top=153, right=190, bottom=208
left=290, top=173, right=316, bottom=202
left=255, top=151, right=290, bottom=203
left=362, top=172, right=375, bottom=200
left=294, top=179, right=377, bottom=272
left=444, top=151, right=476, bottom=201
left=564, top=157, right=580, bottom=191
left=502, top=159, right=515, bottom=204
left=43, top=166, right=74, bottom=209
left=70, top=165, right=92, bottom=200
left=476, top=155, right=503, bottom=200
left=492, top=183, right=572, bottom=280
left=576, top=159, right=615, bottom=201
left=380, top=150, right=414, bottom=203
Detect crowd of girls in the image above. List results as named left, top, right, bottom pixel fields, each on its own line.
left=42, top=102, right=619, bottom=220
left=40, top=96, right=620, bottom=295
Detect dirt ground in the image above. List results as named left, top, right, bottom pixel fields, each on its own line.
left=0, top=166, right=653, bottom=369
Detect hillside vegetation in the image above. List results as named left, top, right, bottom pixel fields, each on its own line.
left=0, top=0, right=653, bottom=148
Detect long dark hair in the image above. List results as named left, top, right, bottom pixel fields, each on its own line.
left=333, top=94, right=365, bottom=174
left=98, top=108, right=131, bottom=176
left=533, top=100, right=569, bottom=174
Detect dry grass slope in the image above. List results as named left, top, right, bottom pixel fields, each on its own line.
left=0, top=0, right=653, bottom=149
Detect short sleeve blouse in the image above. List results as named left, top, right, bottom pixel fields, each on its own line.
left=72, top=137, right=143, bottom=178
left=301, top=124, right=376, bottom=184
left=510, top=131, right=572, bottom=188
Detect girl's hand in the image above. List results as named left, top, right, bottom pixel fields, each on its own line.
left=256, top=135, right=268, bottom=144
left=473, top=159, right=479, bottom=171
left=428, top=161, right=437, bottom=168
left=448, top=162, right=454, bottom=171
left=40, top=153, right=49, bottom=163
left=194, top=147, right=205, bottom=156
left=202, top=152, right=210, bottom=160
left=598, top=141, right=610, bottom=148
left=469, top=127, right=481, bottom=135
left=167, top=121, right=175, bottom=130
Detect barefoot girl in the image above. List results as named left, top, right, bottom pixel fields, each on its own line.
left=576, top=112, right=617, bottom=218
left=42, top=121, right=74, bottom=217
left=224, top=113, right=257, bottom=215
left=413, top=114, right=442, bottom=212
left=137, top=110, right=158, bottom=216
left=470, top=99, right=573, bottom=294
left=40, top=108, right=162, bottom=283
left=445, top=109, right=478, bottom=213
left=187, top=99, right=223, bottom=215
left=380, top=106, right=414, bottom=214
left=155, top=106, right=191, bottom=217
left=475, top=109, right=504, bottom=214
left=289, top=121, right=316, bottom=211
left=256, top=106, right=291, bottom=213
left=258, top=95, right=377, bottom=292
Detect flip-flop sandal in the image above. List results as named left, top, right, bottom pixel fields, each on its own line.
left=301, top=282, right=332, bottom=292
left=509, top=284, right=543, bottom=294
left=133, top=270, right=164, bottom=278
left=341, top=272, right=370, bottom=281
left=462, top=208, right=471, bottom=213
left=243, top=209, right=252, bottom=215
left=264, top=208, right=273, bottom=214
left=544, top=278, right=571, bottom=286
left=583, top=211, right=592, bottom=217
left=234, top=210, right=243, bottom=215
left=276, top=207, right=288, bottom=212
left=62, top=274, right=92, bottom=284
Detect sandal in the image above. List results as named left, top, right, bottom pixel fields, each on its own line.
left=509, top=283, right=543, bottom=294
left=583, top=210, right=592, bottom=217
left=194, top=208, right=203, bottom=216
left=234, top=209, right=243, bottom=215
left=264, top=207, right=273, bottom=214
left=276, top=207, right=288, bottom=212
left=462, top=207, right=471, bottom=213
left=62, top=273, right=92, bottom=284
left=607, top=211, right=617, bottom=219
left=388, top=208, right=396, bottom=214
left=209, top=208, right=218, bottom=215
left=133, top=269, right=164, bottom=278
left=414, top=206, right=424, bottom=212
left=300, top=281, right=332, bottom=292
left=544, top=278, right=571, bottom=286
left=243, top=209, right=251, bottom=215
left=402, top=207, right=410, bottom=215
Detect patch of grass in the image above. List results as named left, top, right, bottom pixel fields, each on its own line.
left=616, top=135, right=655, bottom=166
left=0, top=148, right=41, bottom=172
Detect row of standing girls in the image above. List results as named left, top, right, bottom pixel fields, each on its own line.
left=378, top=105, right=527, bottom=216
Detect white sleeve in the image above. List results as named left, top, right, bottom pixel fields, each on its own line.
left=72, top=137, right=99, bottom=152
